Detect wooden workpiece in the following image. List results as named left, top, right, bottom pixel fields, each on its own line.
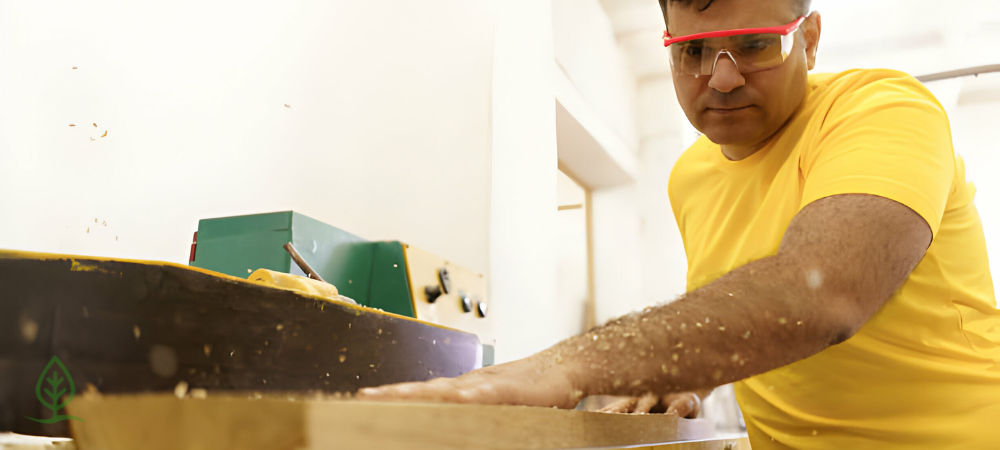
left=66, top=393, right=746, bottom=450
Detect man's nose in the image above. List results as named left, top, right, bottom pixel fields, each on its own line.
left=707, top=52, right=746, bottom=93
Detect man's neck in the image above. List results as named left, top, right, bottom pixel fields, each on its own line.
left=720, top=140, right=769, bottom=161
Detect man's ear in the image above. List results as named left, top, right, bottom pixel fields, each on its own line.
left=803, top=11, right=822, bottom=71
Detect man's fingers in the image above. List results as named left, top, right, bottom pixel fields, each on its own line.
left=598, top=397, right=638, bottom=413
left=598, top=393, right=659, bottom=414
left=357, top=380, right=457, bottom=402
left=663, top=392, right=700, bottom=418
left=633, top=393, right=660, bottom=414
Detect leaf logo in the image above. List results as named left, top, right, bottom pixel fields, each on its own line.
left=24, top=355, right=84, bottom=423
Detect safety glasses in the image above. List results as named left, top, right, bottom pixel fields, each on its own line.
left=663, top=17, right=805, bottom=77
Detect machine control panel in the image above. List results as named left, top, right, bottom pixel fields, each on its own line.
left=404, top=245, right=494, bottom=345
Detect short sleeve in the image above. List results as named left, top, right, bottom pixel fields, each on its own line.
left=800, top=72, right=955, bottom=236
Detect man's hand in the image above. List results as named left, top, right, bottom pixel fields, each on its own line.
left=598, top=390, right=707, bottom=417
left=357, top=353, right=583, bottom=409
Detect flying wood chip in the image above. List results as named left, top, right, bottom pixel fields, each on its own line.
left=93, top=123, right=97, bottom=127
left=101, top=130, right=108, bottom=138
left=69, top=124, right=75, bottom=127
left=284, top=104, right=290, bottom=108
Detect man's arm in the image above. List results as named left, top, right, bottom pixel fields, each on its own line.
left=358, top=193, right=931, bottom=407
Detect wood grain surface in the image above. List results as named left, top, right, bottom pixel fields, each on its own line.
left=67, top=393, right=686, bottom=450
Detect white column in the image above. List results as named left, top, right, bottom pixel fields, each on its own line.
left=489, top=0, right=561, bottom=363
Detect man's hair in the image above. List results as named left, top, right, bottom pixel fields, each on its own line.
left=658, top=0, right=812, bottom=28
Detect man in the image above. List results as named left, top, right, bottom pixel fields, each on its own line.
left=360, top=0, right=1000, bottom=447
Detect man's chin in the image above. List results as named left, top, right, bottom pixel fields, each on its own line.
left=700, top=127, right=761, bottom=147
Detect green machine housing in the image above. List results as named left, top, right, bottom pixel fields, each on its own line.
left=190, top=211, right=416, bottom=317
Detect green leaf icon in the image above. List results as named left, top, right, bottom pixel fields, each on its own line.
left=25, top=356, right=83, bottom=423
left=36, top=355, right=75, bottom=413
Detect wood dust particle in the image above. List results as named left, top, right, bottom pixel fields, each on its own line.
left=284, top=104, right=291, bottom=108
left=743, top=331, right=751, bottom=339
left=133, top=325, right=141, bottom=339
left=69, top=124, right=76, bottom=127
left=778, top=318, right=788, bottom=325
left=174, top=381, right=188, bottom=399
left=719, top=326, right=725, bottom=331
left=101, top=130, right=107, bottom=138
left=812, top=430, right=818, bottom=436
left=93, top=123, right=97, bottom=127
left=661, top=364, right=668, bottom=373
left=72, top=67, right=77, bottom=69
left=339, top=354, right=346, bottom=363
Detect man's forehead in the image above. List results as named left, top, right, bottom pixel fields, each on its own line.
left=666, top=0, right=799, bottom=37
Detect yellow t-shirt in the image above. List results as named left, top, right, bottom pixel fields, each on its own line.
left=668, top=69, right=1000, bottom=449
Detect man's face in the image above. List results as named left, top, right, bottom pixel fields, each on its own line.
left=668, top=0, right=821, bottom=152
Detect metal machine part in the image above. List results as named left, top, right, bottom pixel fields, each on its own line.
left=0, top=251, right=482, bottom=437
left=190, top=211, right=495, bottom=349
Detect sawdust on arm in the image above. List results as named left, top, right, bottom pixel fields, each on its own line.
left=360, top=194, right=931, bottom=407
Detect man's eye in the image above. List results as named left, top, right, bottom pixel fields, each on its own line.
left=739, top=41, right=769, bottom=52
left=685, top=46, right=703, bottom=57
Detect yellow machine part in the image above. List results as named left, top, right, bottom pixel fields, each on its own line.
left=248, top=269, right=340, bottom=301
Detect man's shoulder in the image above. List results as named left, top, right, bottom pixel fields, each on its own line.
left=671, top=135, right=715, bottom=175
left=807, top=68, right=936, bottom=107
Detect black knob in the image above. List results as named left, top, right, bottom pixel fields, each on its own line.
left=475, top=298, right=487, bottom=318
left=425, top=285, right=442, bottom=303
left=437, top=268, right=452, bottom=294
left=460, top=292, right=473, bottom=313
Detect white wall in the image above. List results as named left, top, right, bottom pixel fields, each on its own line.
left=489, top=0, right=562, bottom=362
left=0, top=0, right=621, bottom=364
left=552, top=0, right=639, bottom=152
left=551, top=0, right=650, bottom=326
left=0, top=1, right=496, bottom=277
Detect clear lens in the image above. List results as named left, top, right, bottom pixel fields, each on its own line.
left=669, top=32, right=795, bottom=76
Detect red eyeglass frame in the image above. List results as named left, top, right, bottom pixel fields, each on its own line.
left=662, top=16, right=806, bottom=47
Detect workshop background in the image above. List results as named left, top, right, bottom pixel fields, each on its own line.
left=1, top=0, right=998, bottom=372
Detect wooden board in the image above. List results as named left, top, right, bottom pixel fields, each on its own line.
left=67, top=393, right=686, bottom=450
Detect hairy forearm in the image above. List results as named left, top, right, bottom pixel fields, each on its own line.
left=357, top=195, right=929, bottom=410
left=541, top=252, right=855, bottom=400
